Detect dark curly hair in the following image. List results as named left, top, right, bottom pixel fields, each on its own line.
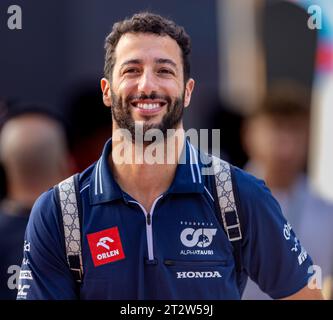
left=104, top=12, right=191, bottom=82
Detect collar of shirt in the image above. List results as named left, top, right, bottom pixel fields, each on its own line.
left=89, top=138, right=206, bottom=205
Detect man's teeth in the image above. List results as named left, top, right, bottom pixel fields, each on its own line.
left=137, top=103, right=160, bottom=110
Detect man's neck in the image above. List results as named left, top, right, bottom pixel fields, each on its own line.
left=109, top=127, right=185, bottom=212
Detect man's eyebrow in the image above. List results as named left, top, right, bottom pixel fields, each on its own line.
left=120, top=58, right=178, bottom=69
left=120, top=59, right=142, bottom=68
left=155, top=58, right=177, bottom=69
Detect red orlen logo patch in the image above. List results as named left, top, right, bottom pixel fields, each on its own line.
left=87, top=227, right=125, bottom=267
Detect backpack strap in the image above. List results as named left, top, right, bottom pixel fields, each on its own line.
left=212, top=156, right=242, bottom=241
left=211, top=156, right=243, bottom=284
left=55, top=174, right=83, bottom=284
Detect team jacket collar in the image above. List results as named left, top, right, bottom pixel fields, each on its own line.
left=90, top=138, right=205, bottom=205
left=90, top=138, right=123, bottom=205
left=167, top=139, right=205, bottom=194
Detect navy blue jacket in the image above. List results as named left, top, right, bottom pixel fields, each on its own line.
left=17, top=139, right=313, bottom=299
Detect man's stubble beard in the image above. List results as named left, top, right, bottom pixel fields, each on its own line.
left=110, top=89, right=185, bottom=144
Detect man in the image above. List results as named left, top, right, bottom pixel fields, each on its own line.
left=0, top=107, right=73, bottom=299
left=241, top=84, right=333, bottom=300
left=18, top=12, right=323, bottom=300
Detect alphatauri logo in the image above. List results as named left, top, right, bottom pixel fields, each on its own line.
left=180, top=228, right=217, bottom=248
left=87, top=227, right=125, bottom=267
left=176, top=271, right=222, bottom=279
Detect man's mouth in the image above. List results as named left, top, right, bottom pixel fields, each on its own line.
left=130, top=100, right=167, bottom=110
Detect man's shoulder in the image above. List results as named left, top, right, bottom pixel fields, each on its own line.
left=30, top=189, right=58, bottom=220
left=200, top=152, right=268, bottom=200
left=231, top=164, right=268, bottom=196
left=209, top=155, right=280, bottom=218
left=232, top=165, right=282, bottom=215
left=206, top=153, right=268, bottom=197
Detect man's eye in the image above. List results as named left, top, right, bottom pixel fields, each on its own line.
left=158, top=69, right=174, bottom=75
left=124, top=68, right=139, bottom=74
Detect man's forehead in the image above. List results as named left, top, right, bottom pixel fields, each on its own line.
left=114, top=33, right=182, bottom=65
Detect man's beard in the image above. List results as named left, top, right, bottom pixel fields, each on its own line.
left=110, top=90, right=185, bottom=143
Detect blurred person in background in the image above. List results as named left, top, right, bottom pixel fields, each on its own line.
left=241, top=83, right=333, bottom=300
left=0, top=105, right=74, bottom=299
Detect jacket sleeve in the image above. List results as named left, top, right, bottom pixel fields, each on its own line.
left=17, top=189, right=78, bottom=300
left=233, top=167, right=313, bottom=299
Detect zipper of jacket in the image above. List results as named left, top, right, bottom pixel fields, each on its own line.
left=128, top=195, right=163, bottom=261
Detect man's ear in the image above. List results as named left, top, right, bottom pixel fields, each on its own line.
left=184, top=78, right=195, bottom=108
left=101, top=78, right=112, bottom=107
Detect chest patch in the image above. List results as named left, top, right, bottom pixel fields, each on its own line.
left=87, top=226, right=125, bottom=267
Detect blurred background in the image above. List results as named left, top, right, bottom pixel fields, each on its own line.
left=0, top=0, right=333, bottom=299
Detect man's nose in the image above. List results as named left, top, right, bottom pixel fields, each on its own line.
left=137, top=70, right=158, bottom=94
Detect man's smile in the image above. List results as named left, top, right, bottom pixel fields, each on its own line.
left=130, top=99, right=167, bottom=115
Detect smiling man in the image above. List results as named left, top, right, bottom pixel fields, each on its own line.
left=104, top=32, right=192, bottom=137
left=17, top=12, right=323, bottom=300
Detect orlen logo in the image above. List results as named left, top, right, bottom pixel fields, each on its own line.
left=97, top=237, right=114, bottom=250
left=87, top=227, right=125, bottom=267
left=180, top=228, right=217, bottom=248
